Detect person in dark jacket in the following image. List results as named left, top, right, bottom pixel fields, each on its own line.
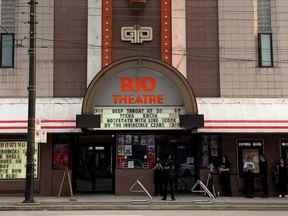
left=259, top=154, right=268, bottom=197
left=162, top=155, right=176, bottom=200
left=275, top=158, right=287, bottom=198
left=219, top=155, right=232, bottom=196
left=154, top=157, right=163, bottom=196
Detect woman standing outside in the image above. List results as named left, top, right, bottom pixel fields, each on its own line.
left=219, top=155, right=232, bottom=196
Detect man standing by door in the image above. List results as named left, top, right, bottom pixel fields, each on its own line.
left=162, top=155, right=176, bottom=201
left=259, top=154, right=268, bottom=197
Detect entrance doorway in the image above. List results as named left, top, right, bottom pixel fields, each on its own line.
left=73, top=136, right=114, bottom=193
left=156, top=135, right=199, bottom=193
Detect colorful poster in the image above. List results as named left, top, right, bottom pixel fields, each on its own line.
left=52, top=144, right=70, bottom=169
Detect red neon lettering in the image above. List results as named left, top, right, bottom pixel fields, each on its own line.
left=120, top=76, right=156, bottom=93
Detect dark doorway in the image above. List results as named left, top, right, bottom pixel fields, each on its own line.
left=156, top=135, right=199, bottom=193
left=73, top=135, right=114, bottom=193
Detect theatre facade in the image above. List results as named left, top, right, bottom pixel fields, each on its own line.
left=1, top=0, right=288, bottom=197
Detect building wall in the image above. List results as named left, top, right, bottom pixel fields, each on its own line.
left=0, top=0, right=54, bottom=97
left=54, top=0, right=87, bottom=97
left=221, top=133, right=280, bottom=196
left=219, top=0, right=288, bottom=97
left=172, top=0, right=187, bottom=77
left=111, top=0, right=161, bottom=62
left=87, top=0, right=102, bottom=86
left=186, top=0, right=220, bottom=97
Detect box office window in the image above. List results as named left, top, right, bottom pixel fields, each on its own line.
left=238, top=140, right=263, bottom=176
left=116, top=135, right=155, bottom=169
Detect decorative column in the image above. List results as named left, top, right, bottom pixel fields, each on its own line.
left=161, top=0, right=172, bottom=64
left=102, top=0, right=112, bottom=67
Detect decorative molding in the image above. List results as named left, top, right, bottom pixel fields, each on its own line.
left=102, top=0, right=112, bottom=67
left=121, top=25, right=153, bottom=44
left=161, top=0, right=172, bottom=64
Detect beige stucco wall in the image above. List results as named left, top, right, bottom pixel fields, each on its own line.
left=219, top=0, right=288, bottom=97
left=0, top=0, right=53, bottom=97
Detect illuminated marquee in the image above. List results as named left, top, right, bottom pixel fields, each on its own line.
left=94, top=106, right=184, bottom=129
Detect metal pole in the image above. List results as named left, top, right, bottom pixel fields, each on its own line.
left=24, top=0, right=36, bottom=203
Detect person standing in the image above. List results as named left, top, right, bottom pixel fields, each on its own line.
left=154, top=157, right=163, bottom=196
left=219, top=155, right=232, bottom=196
left=275, top=158, right=287, bottom=198
left=259, top=154, right=268, bottom=197
left=162, top=155, right=176, bottom=201
left=243, top=155, right=256, bottom=198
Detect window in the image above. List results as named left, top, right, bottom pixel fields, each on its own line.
left=258, top=33, right=273, bottom=67
left=201, top=135, right=221, bottom=168
left=257, top=0, right=273, bottom=67
left=116, top=135, right=155, bottom=169
left=0, top=33, right=14, bottom=68
left=257, top=0, right=272, bottom=33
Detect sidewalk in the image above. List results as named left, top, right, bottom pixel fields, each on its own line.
left=1, top=195, right=288, bottom=211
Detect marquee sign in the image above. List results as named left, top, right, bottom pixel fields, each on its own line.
left=0, top=141, right=38, bottom=179
left=92, top=69, right=183, bottom=107
left=79, top=57, right=201, bottom=130
left=94, top=106, right=184, bottom=129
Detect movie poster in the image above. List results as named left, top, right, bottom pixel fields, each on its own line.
left=52, top=144, right=70, bottom=169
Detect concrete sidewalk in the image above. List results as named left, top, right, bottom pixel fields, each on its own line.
left=1, top=195, right=288, bottom=211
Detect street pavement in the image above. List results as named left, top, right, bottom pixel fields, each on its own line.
left=0, top=210, right=288, bottom=216
left=1, top=195, right=288, bottom=211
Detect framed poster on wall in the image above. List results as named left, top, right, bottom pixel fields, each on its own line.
left=52, top=144, right=70, bottom=169
left=238, top=140, right=263, bottom=175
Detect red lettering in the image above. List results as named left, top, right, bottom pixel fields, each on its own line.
left=120, top=77, right=133, bottom=92
left=142, top=77, right=156, bottom=92
left=119, top=76, right=156, bottom=93
left=112, top=95, right=164, bottom=105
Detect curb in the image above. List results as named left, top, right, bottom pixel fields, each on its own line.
left=1, top=202, right=288, bottom=211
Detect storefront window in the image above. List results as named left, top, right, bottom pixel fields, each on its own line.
left=116, top=135, right=155, bottom=169
left=200, top=135, right=221, bottom=168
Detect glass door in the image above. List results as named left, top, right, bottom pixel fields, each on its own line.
left=75, top=144, right=113, bottom=193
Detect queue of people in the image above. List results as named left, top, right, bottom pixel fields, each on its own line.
left=154, top=154, right=288, bottom=199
